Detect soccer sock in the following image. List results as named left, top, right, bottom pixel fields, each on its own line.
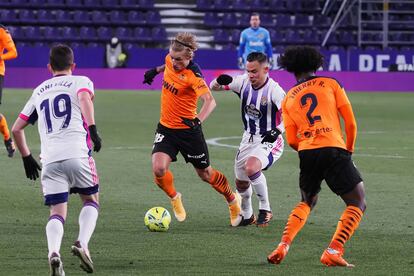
left=77, top=201, right=100, bottom=250
left=209, top=169, right=235, bottom=203
left=46, top=215, right=65, bottom=258
left=237, top=184, right=253, bottom=218
left=329, top=206, right=363, bottom=251
left=154, top=170, right=177, bottom=199
left=249, top=171, right=271, bottom=211
left=0, top=115, right=10, bottom=141
left=280, top=202, right=311, bottom=245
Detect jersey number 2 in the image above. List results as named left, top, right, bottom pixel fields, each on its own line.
left=40, top=94, right=72, bottom=133
left=300, top=93, right=321, bottom=126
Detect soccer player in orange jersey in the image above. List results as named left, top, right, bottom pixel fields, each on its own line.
left=143, top=33, right=241, bottom=226
left=0, top=24, right=18, bottom=157
left=267, top=46, right=366, bottom=267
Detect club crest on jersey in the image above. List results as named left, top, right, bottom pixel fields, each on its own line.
left=244, top=104, right=262, bottom=119
left=260, top=96, right=268, bottom=106
left=179, top=74, right=185, bottom=80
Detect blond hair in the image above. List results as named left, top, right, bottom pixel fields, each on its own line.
left=170, top=32, right=198, bottom=59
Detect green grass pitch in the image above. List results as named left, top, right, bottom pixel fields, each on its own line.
left=0, top=89, right=413, bottom=275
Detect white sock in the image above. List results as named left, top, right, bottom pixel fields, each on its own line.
left=46, top=215, right=65, bottom=259
left=249, top=171, right=271, bottom=211
left=237, top=184, right=253, bottom=218
left=77, top=201, right=99, bottom=249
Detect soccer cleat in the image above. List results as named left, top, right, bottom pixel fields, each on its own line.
left=4, top=138, right=15, bottom=158
left=256, top=209, right=273, bottom=227
left=320, top=247, right=355, bottom=267
left=229, top=192, right=242, bottom=227
left=49, top=252, right=65, bottom=276
left=71, top=241, right=94, bottom=273
left=267, top=242, right=290, bottom=265
left=170, top=192, right=186, bottom=222
left=238, top=214, right=257, bottom=226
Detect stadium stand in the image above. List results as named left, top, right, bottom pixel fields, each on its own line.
left=0, top=0, right=412, bottom=51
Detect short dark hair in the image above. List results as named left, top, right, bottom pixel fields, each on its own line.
left=278, top=46, right=324, bottom=76
left=251, top=12, right=260, bottom=18
left=49, top=44, right=74, bottom=71
left=246, top=52, right=268, bottom=64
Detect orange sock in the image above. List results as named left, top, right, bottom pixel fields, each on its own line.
left=154, top=170, right=177, bottom=199
left=209, top=169, right=235, bottom=203
left=0, top=115, right=10, bottom=141
left=280, top=202, right=311, bottom=245
left=329, top=206, right=363, bottom=252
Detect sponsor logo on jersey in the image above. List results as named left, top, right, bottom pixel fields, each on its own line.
left=244, top=104, right=262, bottom=119
left=187, top=153, right=206, bottom=159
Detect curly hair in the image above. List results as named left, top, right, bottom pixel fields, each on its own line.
left=278, top=46, right=324, bottom=76
left=170, top=32, right=199, bottom=59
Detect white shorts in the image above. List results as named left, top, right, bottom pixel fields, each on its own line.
left=41, top=157, right=99, bottom=205
left=234, top=132, right=284, bottom=182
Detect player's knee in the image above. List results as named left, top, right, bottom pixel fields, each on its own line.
left=153, top=166, right=167, bottom=177
left=198, top=170, right=211, bottom=182
left=244, top=158, right=261, bottom=176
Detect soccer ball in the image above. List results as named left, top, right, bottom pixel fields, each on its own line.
left=144, top=207, right=171, bottom=232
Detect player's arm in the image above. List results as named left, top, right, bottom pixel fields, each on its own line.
left=0, top=29, right=18, bottom=60
left=338, top=104, right=357, bottom=153
left=78, top=91, right=102, bottom=152
left=264, top=31, right=273, bottom=68
left=12, top=117, right=41, bottom=181
left=281, top=107, right=299, bottom=151
left=143, top=64, right=165, bottom=85
left=197, top=91, right=216, bottom=122
left=237, top=32, right=246, bottom=69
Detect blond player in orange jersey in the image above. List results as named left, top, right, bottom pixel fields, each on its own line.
left=0, top=24, right=18, bottom=157
left=267, top=46, right=366, bottom=267
left=142, top=32, right=241, bottom=227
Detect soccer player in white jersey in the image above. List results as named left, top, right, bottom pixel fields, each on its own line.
left=12, top=44, right=102, bottom=275
left=210, top=52, right=286, bottom=226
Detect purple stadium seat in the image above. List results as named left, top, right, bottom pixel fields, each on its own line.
left=65, top=0, right=83, bottom=7
left=120, top=0, right=136, bottom=6
left=275, top=14, right=292, bottom=27
left=222, top=43, right=237, bottom=50
left=84, top=0, right=100, bottom=7
left=91, top=10, right=108, bottom=24
left=285, top=29, right=301, bottom=43
left=79, top=26, right=97, bottom=39
left=222, top=13, right=238, bottom=27
left=230, top=29, right=241, bottom=43
left=270, top=29, right=284, bottom=43
left=9, top=0, right=29, bottom=6
left=134, top=27, right=151, bottom=42
left=102, top=0, right=119, bottom=7
left=251, top=0, right=268, bottom=11
left=27, top=0, right=43, bottom=6
left=109, top=10, right=126, bottom=23
left=128, top=11, right=145, bottom=24
left=43, top=26, right=60, bottom=39
left=204, top=12, right=221, bottom=27
left=232, top=0, right=250, bottom=11
left=55, top=10, right=71, bottom=22
left=146, top=11, right=161, bottom=25
left=213, top=0, right=230, bottom=11
left=196, top=0, right=212, bottom=10
left=302, top=29, right=319, bottom=44
left=260, top=13, right=275, bottom=28
left=97, top=26, right=112, bottom=40
left=138, top=0, right=154, bottom=8
left=114, top=27, right=131, bottom=40
left=46, top=0, right=65, bottom=6
left=62, top=26, right=78, bottom=40
left=213, top=29, right=229, bottom=43
left=123, top=42, right=135, bottom=50
left=7, top=26, right=24, bottom=40
left=314, top=14, right=332, bottom=27
left=151, top=27, right=167, bottom=42
left=37, top=10, right=54, bottom=23
left=0, top=10, right=18, bottom=23
left=18, top=9, right=36, bottom=23
left=269, top=0, right=285, bottom=11
left=294, top=14, right=311, bottom=26
left=73, top=10, right=89, bottom=23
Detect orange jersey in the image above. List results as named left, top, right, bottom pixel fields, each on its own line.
left=160, top=54, right=210, bottom=129
left=282, top=76, right=352, bottom=151
left=0, top=25, right=18, bottom=76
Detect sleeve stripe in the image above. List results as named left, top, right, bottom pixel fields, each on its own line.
left=77, top=88, right=93, bottom=96
left=19, top=113, right=29, bottom=121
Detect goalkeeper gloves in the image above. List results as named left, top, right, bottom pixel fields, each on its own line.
left=181, top=117, right=201, bottom=131
left=88, top=125, right=102, bottom=152
left=261, top=128, right=281, bottom=144
left=143, top=68, right=159, bottom=85
left=22, top=154, right=41, bottom=181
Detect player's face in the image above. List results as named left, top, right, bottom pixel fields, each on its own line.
left=250, top=16, right=260, bottom=29
left=169, top=49, right=191, bottom=72
left=246, top=60, right=269, bottom=88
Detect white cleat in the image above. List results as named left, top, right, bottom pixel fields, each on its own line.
left=49, top=252, right=65, bottom=276
left=71, top=241, right=94, bottom=273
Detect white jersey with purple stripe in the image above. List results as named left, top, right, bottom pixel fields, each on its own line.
left=19, top=75, right=94, bottom=165
left=227, top=74, right=286, bottom=135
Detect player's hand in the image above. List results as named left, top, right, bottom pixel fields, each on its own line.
left=143, top=67, right=159, bottom=85
left=261, top=128, right=281, bottom=144
left=216, top=74, right=233, bottom=85
left=181, top=117, right=201, bottom=131
left=22, top=154, right=41, bottom=181
left=88, top=125, right=102, bottom=152
left=269, top=58, right=274, bottom=70
left=238, top=57, right=244, bottom=70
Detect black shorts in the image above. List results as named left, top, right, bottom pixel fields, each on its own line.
left=299, top=147, right=363, bottom=196
left=152, top=123, right=210, bottom=169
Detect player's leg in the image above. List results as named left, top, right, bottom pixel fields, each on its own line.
left=235, top=179, right=255, bottom=226
left=0, top=113, right=15, bottom=157
left=42, top=162, right=69, bottom=276
left=321, top=150, right=365, bottom=267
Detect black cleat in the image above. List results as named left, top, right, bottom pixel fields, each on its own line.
left=4, top=138, right=15, bottom=158
left=256, top=209, right=273, bottom=227
left=238, top=214, right=257, bottom=226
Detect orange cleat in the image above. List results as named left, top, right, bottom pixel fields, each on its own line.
left=320, top=248, right=354, bottom=267
left=170, top=192, right=186, bottom=222
left=267, top=242, right=289, bottom=265
left=229, top=193, right=242, bottom=226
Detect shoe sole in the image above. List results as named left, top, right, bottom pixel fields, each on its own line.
left=50, top=257, right=65, bottom=276
left=71, top=246, right=94, bottom=273
left=321, top=253, right=354, bottom=267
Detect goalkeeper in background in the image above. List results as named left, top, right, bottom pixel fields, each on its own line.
left=142, top=32, right=241, bottom=227
left=210, top=52, right=286, bottom=227
left=0, top=24, right=18, bottom=157
left=238, top=13, right=274, bottom=70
